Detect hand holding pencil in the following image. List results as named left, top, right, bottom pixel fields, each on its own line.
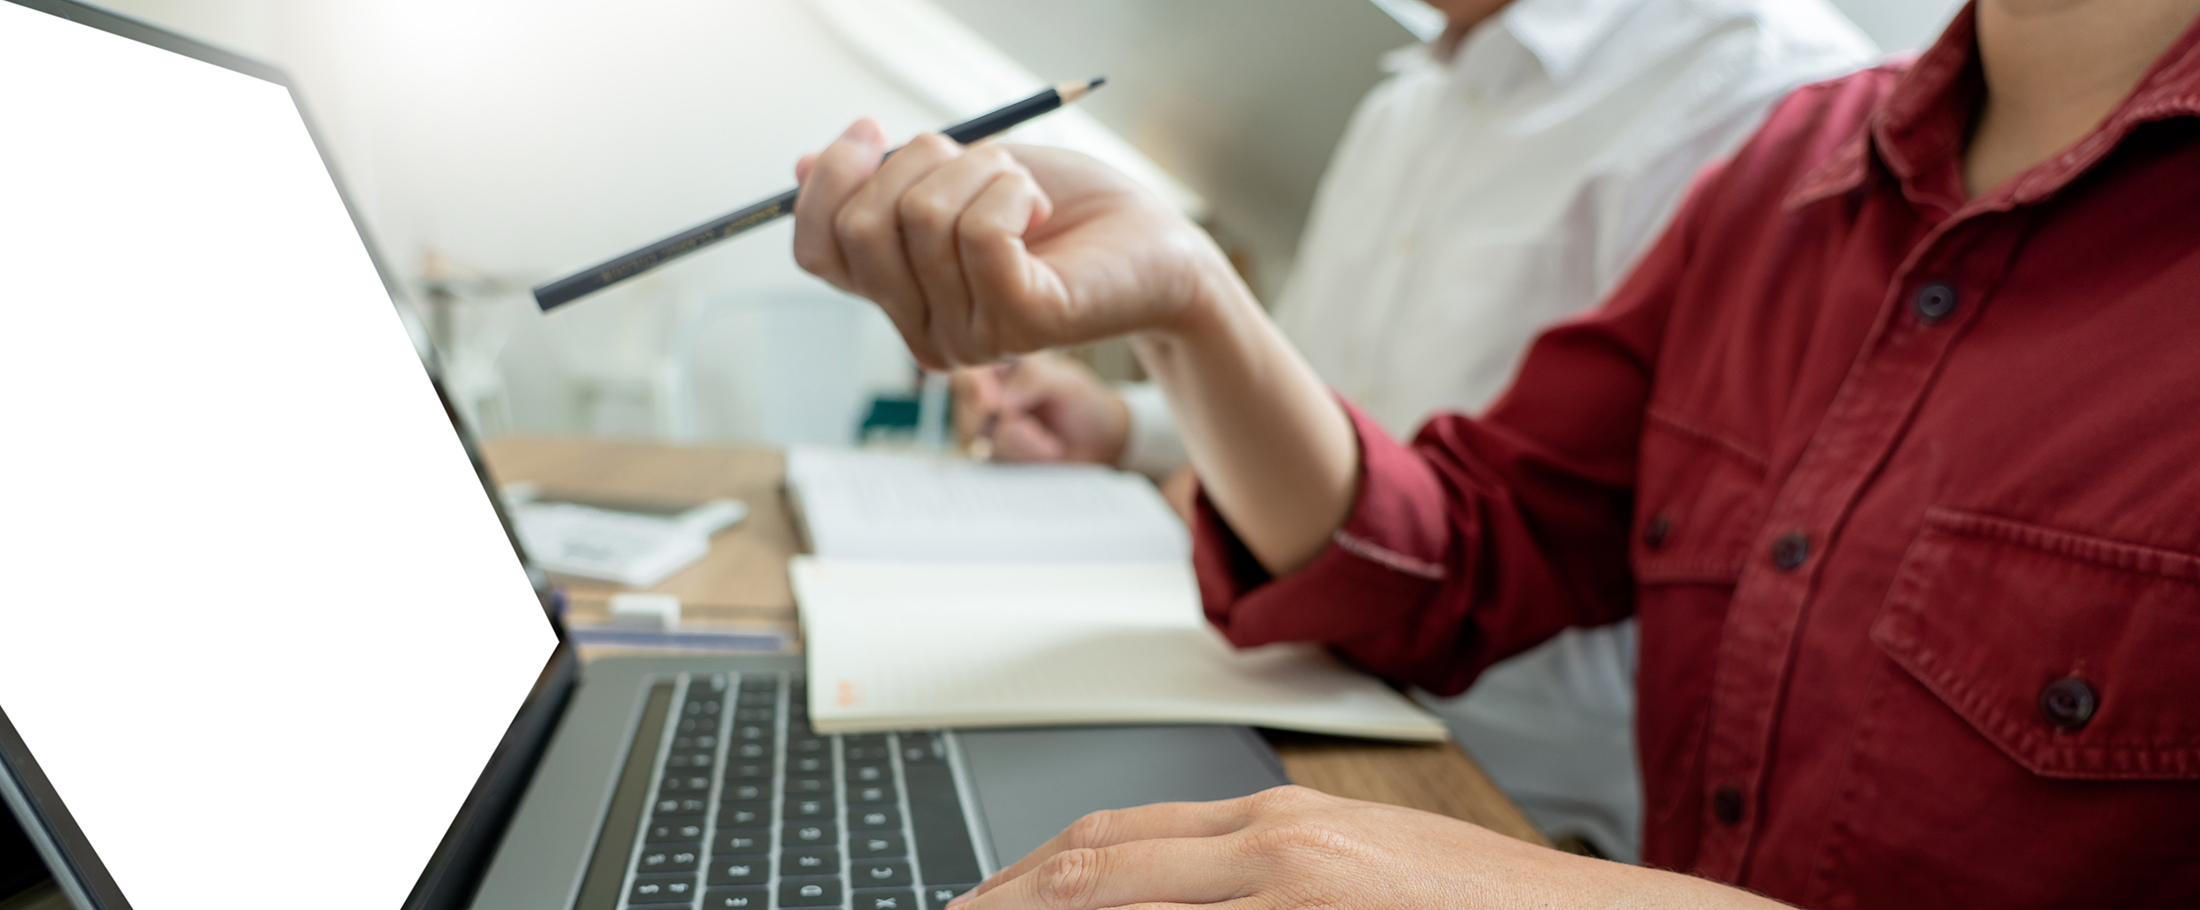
left=950, top=354, right=1129, bottom=464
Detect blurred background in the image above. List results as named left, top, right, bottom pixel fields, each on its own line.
left=89, top=0, right=1965, bottom=448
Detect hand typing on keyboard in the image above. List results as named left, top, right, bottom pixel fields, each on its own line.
left=940, top=786, right=1763, bottom=910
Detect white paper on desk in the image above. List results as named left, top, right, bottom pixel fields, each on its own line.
left=785, top=447, right=1189, bottom=563
left=792, top=558, right=1449, bottom=742
left=510, top=501, right=709, bottom=588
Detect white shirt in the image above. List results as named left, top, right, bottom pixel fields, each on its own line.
left=1120, top=0, right=1875, bottom=467
left=1121, top=0, right=1875, bottom=861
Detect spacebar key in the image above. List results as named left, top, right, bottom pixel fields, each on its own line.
left=902, top=751, right=981, bottom=884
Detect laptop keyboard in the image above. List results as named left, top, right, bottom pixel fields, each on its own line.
left=618, top=673, right=985, bottom=910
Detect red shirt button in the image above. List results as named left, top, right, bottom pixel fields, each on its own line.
left=1712, top=786, right=1744, bottom=825
left=1771, top=531, right=1810, bottom=571
left=2039, top=677, right=2099, bottom=731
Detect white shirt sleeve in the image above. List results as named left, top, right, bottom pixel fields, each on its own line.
left=1113, top=381, right=1189, bottom=481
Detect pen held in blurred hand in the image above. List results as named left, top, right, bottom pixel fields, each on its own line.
left=532, top=77, right=1108, bottom=312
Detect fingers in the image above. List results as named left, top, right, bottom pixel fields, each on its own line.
left=958, top=165, right=1062, bottom=353
left=957, top=838, right=1248, bottom=910
left=834, top=133, right=968, bottom=369
left=957, top=801, right=1256, bottom=907
left=990, top=413, right=1066, bottom=462
left=950, top=367, right=1003, bottom=447
left=791, top=119, right=885, bottom=294
left=901, top=145, right=1050, bottom=362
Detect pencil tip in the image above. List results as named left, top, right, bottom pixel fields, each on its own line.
left=1089, top=76, right=1107, bottom=89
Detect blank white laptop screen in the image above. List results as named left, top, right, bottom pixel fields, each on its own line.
left=0, top=4, right=562, bottom=909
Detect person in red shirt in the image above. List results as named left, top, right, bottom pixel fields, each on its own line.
left=789, top=0, right=2200, bottom=905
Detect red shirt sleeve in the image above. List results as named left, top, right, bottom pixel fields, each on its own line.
left=1192, top=166, right=1714, bottom=697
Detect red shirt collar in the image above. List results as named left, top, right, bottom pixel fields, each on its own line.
left=1788, top=2, right=2200, bottom=213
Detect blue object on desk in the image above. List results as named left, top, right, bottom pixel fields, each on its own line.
left=563, top=626, right=785, bottom=653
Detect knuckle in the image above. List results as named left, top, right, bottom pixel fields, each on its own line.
left=898, top=191, right=956, bottom=234
left=1249, top=784, right=1320, bottom=811
left=1060, top=810, right=1117, bottom=849
left=907, top=132, right=959, bottom=158
left=1032, top=848, right=1103, bottom=910
left=834, top=206, right=890, bottom=245
left=968, top=143, right=1016, bottom=169
left=1243, top=819, right=1360, bottom=866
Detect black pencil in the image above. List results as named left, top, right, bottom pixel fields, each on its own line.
left=533, top=77, right=1108, bottom=312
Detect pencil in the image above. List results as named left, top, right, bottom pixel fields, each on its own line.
left=533, top=77, right=1108, bottom=312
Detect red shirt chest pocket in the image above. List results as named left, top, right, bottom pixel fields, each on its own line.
left=1874, top=507, right=2200, bottom=779
left=1836, top=507, right=2200, bottom=909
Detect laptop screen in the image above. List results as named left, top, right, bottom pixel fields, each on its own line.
left=0, top=4, right=563, bottom=909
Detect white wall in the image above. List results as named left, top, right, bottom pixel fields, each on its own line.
left=86, top=0, right=1018, bottom=443
left=1829, top=0, right=1967, bottom=52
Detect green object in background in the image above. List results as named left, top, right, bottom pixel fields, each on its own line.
left=859, top=395, right=923, bottom=441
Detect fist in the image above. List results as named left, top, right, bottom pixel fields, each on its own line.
left=792, top=120, right=1233, bottom=370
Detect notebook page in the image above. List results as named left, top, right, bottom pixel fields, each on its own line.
left=793, top=558, right=1447, bottom=741
left=786, top=447, right=1189, bottom=563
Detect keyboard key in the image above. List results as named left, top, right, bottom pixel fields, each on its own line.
left=734, top=742, right=769, bottom=760
left=846, top=761, right=892, bottom=783
left=785, top=775, right=833, bottom=795
left=678, top=717, right=711, bottom=734
left=850, top=806, right=901, bottom=830
left=900, top=733, right=947, bottom=764
left=844, top=742, right=894, bottom=762
left=719, top=800, right=770, bottom=828
left=725, top=760, right=773, bottom=781
left=850, top=782, right=897, bottom=805
left=851, top=832, right=906, bottom=859
left=736, top=691, right=777, bottom=707
left=724, top=782, right=769, bottom=802
left=673, top=734, right=719, bottom=750
left=922, top=884, right=976, bottom=910
left=734, top=723, right=772, bottom=741
left=685, top=698, right=722, bottom=717
left=779, top=877, right=843, bottom=908
left=905, top=762, right=980, bottom=884
left=785, top=736, right=827, bottom=755
left=852, top=860, right=912, bottom=887
left=713, top=827, right=770, bottom=855
left=854, top=889, right=919, bottom=910
left=654, top=797, right=708, bottom=817
left=781, top=847, right=840, bottom=874
left=736, top=708, right=776, bottom=723
left=706, top=856, right=770, bottom=886
left=628, top=873, right=698, bottom=905
left=784, top=796, right=836, bottom=820
left=789, top=755, right=830, bottom=774
left=783, top=822, right=837, bottom=847
left=660, top=774, right=713, bottom=795
left=637, top=845, right=702, bottom=873
left=703, top=886, right=769, bottom=909
left=665, top=750, right=716, bottom=770
left=646, top=819, right=706, bottom=844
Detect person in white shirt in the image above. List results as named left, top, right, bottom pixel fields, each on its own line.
left=952, top=0, right=1874, bottom=860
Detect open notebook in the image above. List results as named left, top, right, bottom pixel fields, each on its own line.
left=786, top=448, right=1447, bottom=741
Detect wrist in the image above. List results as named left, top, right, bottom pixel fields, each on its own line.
left=1135, top=244, right=1260, bottom=364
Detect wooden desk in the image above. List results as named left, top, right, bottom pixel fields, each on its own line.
left=479, top=435, right=1548, bottom=847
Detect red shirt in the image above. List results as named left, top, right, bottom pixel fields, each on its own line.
left=1192, top=7, right=2200, bottom=906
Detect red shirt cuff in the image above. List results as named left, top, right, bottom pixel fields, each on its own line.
left=1191, top=397, right=1453, bottom=650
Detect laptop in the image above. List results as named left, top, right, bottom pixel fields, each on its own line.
left=0, top=3, right=1291, bottom=909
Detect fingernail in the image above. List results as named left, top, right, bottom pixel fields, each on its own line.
left=846, top=118, right=884, bottom=145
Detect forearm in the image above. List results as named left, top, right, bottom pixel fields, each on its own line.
left=1128, top=259, right=1358, bottom=575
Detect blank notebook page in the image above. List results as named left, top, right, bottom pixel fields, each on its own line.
left=786, top=447, right=1189, bottom=563
left=793, top=559, right=1447, bottom=741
